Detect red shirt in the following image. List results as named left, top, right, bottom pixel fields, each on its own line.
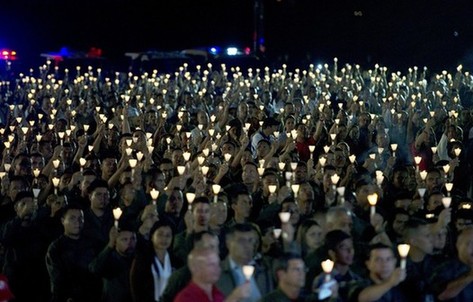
left=174, top=281, right=225, bottom=302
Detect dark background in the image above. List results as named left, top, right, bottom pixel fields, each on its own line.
left=1, top=0, right=473, bottom=72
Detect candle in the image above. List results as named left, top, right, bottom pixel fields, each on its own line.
left=414, top=156, right=422, bottom=171
left=52, top=177, right=60, bottom=194
left=186, top=192, right=196, bottom=210
left=177, top=165, right=186, bottom=175
left=273, top=228, right=282, bottom=239
left=212, top=184, right=221, bottom=203
left=309, top=145, right=315, bottom=159
left=445, top=183, right=453, bottom=196
left=336, top=187, right=345, bottom=204
left=150, top=188, right=159, bottom=205
left=268, top=185, right=277, bottom=195
left=321, top=259, right=334, bottom=282
left=291, top=184, right=300, bottom=198
left=397, top=244, right=410, bottom=269
left=113, top=207, right=123, bottom=228
left=442, top=197, right=452, bottom=208
left=242, top=265, right=255, bottom=281
left=279, top=212, right=291, bottom=223
left=418, top=188, right=426, bottom=199
left=367, top=193, right=378, bottom=217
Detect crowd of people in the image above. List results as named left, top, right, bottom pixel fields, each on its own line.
left=0, top=59, right=472, bottom=302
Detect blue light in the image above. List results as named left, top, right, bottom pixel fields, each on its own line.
left=209, top=47, right=218, bottom=55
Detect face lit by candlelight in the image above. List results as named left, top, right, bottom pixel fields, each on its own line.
left=366, top=247, right=396, bottom=281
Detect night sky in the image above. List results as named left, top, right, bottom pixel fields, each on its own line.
left=1, top=0, right=473, bottom=72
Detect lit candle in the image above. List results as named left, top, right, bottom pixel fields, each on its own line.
left=79, top=158, right=86, bottom=171
left=279, top=212, right=291, bottom=223
left=242, top=265, right=255, bottom=281
left=442, top=197, right=452, bottom=208
left=419, top=170, right=427, bottom=181
left=52, top=177, right=60, bottom=194
left=414, top=156, right=422, bottom=171
left=113, top=207, right=123, bottom=228
left=212, top=184, right=221, bottom=203
left=150, top=188, right=159, bottom=205
left=309, top=145, right=315, bottom=160
left=321, top=259, right=334, bottom=282
left=186, top=192, right=196, bottom=210
left=336, top=187, right=346, bottom=204
left=367, top=193, right=378, bottom=217
left=397, top=244, right=410, bottom=269
left=268, top=185, right=277, bottom=196
left=291, top=184, right=300, bottom=198
left=445, top=183, right=453, bottom=196
left=177, top=165, right=186, bottom=176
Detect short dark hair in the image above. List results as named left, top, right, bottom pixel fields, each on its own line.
left=87, top=179, right=109, bottom=194
left=59, top=203, right=84, bottom=218
left=272, top=252, right=303, bottom=278
left=13, top=191, right=34, bottom=203
left=367, top=243, right=393, bottom=259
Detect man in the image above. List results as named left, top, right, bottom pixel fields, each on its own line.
left=348, top=243, right=407, bottom=302
left=45, top=204, right=102, bottom=302
left=251, top=117, right=279, bottom=157
left=65, top=168, right=97, bottom=208
left=1, top=191, right=50, bottom=302
left=173, top=197, right=211, bottom=268
left=161, top=230, right=220, bottom=302
left=225, top=186, right=253, bottom=228
left=399, top=218, right=438, bottom=302
left=82, top=179, right=114, bottom=249
left=161, top=187, right=186, bottom=233
left=89, top=223, right=137, bottom=302
left=429, top=227, right=473, bottom=301
left=174, top=246, right=250, bottom=302
left=217, top=223, right=274, bottom=301
left=260, top=252, right=321, bottom=302
left=312, top=230, right=362, bottom=301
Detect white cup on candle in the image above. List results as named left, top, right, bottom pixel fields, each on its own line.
left=397, top=244, right=410, bottom=269
left=242, top=265, right=255, bottom=281
left=367, top=193, right=378, bottom=217
left=113, top=207, right=123, bottom=228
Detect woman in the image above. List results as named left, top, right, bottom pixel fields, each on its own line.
left=130, top=219, right=175, bottom=302
left=296, top=219, right=324, bottom=259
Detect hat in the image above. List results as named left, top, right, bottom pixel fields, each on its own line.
left=0, top=275, right=14, bottom=301
left=263, top=117, right=279, bottom=128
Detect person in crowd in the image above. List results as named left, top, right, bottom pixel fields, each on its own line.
left=89, top=222, right=137, bottom=302
left=45, top=203, right=103, bottom=302
left=217, top=223, right=274, bottom=301
left=260, top=252, right=329, bottom=302
left=130, top=219, right=176, bottom=302
left=0, top=60, right=472, bottom=302
left=429, top=227, right=473, bottom=301
left=347, top=243, right=408, bottom=301
left=174, top=246, right=250, bottom=302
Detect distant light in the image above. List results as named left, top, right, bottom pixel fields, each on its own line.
left=0, top=49, right=17, bottom=60
left=244, top=47, right=251, bottom=55
left=226, top=47, right=238, bottom=56
left=210, top=47, right=218, bottom=55
left=316, top=64, right=323, bottom=70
